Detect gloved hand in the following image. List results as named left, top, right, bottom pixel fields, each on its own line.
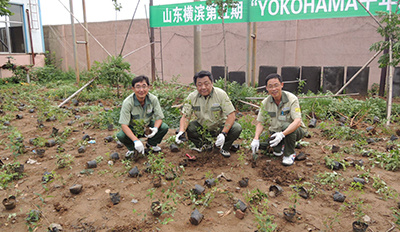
left=175, top=131, right=184, bottom=144
left=145, top=127, right=158, bottom=138
left=270, top=132, right=285, bottom=147
left=251, top=139, right=260, bottom=153
left=215, top=133, right=226, bottom=148
left=134, top=140, right=145, bottom=154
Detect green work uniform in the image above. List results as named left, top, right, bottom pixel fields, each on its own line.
left=182, top=87, right=242, bottom=150
left=256, top=91, right=305, bottom=156
left=117, top=93, right=168, bottom=150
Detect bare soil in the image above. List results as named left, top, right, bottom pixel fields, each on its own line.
left=1, top=98, right=400, bottom=232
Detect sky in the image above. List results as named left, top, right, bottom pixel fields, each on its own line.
left=40, top=0, right=194, bottom=25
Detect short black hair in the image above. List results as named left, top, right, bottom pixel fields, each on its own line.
left=193, top=70, right=213, bottom=85
left=132, top=75, right=150, bottom=87
left=265, top=73, right=282, bottom=86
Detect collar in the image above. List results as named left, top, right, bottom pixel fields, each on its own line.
left=197, top=87, right=215, bottom=99
left=268, top=91, right=289, bottom=106
left=133, top=94, right=150, bottom=106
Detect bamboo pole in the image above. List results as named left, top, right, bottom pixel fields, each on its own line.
left=57, top=78, right=97, bottom=108
left=334, top=50, right=382, bottom=95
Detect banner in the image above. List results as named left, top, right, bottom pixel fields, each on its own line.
left=150, top=0, right=399, bottom=27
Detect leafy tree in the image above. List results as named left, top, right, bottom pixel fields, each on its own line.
left=206, top=0, right=238, bottom=90
left=370, top=10, right=400, bottom=67
left=89, top=55, right=133, bottom=98
left=0, top=0, right=12, bottom=17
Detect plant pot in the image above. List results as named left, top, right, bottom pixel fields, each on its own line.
left=333, top=191, right=346, bottom=202
left=238, top=177, right=249, bottom=187
left=204, top=178, right=216, bottom=188
left=42, top=171, right=54, bottom=183
left=87, top=160, right=97, bottom=169
left=35, top=149, right=45, bottom=158
left=353, top=177, right=366, bottom=185
left=69, top=184, right=83, bottom=194
left=189, top=208, right=203, bottom=225
left=308, top=118, right=317, bottom=128
left=110, top=152, right=119, bottom=160
left=2, top=195, right=16, bottom=210
left=295, top=152, right=307, bottom=161
left=151, top=201, right=162, bottom=217
left=45, top=139, right=56, bottom=147
left=298, top=186, right=309, bottom=199
left=110, top=192, right=120, bottom=205
left=16, top=114, right=23, bottom=119
left=128, top=166, right=139, bottom=178
left=169, top=143, right=179, bottom=152
left=82, top=135, right=90, bottom=141
left=331, top=145, right=340, bottom=153
left=116, top=141, right=124, bottom=148
left=283, top=208, right=296, bottom=222
left=192, top=184, right=205, bottom=195
left=234, top=200, right=247, bottom=212
left=104, top=136, right=114, bottom=142
left=153, top=176, right=162, bottom=188
left=165, top=171, right=175, bottom=180
left=352, top=221, right=368, bottom=232
left=78, top=146, right=86, bottom=153
left=108, top=124, right=114, bottom=131
left=269, top=185, right=283, bottom=197
left=13, top=164, right=24, bottom=174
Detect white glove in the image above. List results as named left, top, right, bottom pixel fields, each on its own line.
left=215, top=133, right=226, bottom=148
left=145, top=127, right=158, bottom=138
left=134, top=140, right=145, bottom=154
left=270, top=132, right=285, bottom=147
left=175, top=131, right=184, bottom=144
left=251, top=139, right=260, bottom=153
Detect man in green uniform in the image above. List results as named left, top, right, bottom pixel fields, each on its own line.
left=117, top=75, right=169, bottom=157
left=175, top=70, right=242, bottom=158
left=251, top=73, right=305, bottom=166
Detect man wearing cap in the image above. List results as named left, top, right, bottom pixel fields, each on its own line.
left=117, top=75, right=169, bottom=158
left=251, top=73, right=305, bottom=166
left=175, top=70, right=242, bottom=158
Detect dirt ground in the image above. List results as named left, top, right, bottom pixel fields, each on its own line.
left=0, top=97, right=400, bottom=232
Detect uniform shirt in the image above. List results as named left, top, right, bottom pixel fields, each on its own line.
left=119, top=93, right=164, bottom=127
left=182, top=87, right=235, bottom=131
left=257, top=90, right=306, bottom=132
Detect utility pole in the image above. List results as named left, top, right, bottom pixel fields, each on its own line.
left=194, top=0, right=202, bottom=74
left=150, top=0, right=156, bottom=82
left=69, top=0, right=80, bottom=83
left=82, top=0, right=91, bottom=70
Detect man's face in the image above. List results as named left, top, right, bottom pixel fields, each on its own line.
left=196, top=76, right=213, bottom=97
left=133, top=80, right=149, bottom=100
left=266, top=78, right=284, bottom=99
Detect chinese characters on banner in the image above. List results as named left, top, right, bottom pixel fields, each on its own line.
left=150, top=0, right=399, bottom=27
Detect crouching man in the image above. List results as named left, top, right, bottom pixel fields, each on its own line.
left=251, top=73, right=305, bottom=166
left=117, top=75, right=169, bottom=157
left=175, top=70, right=242, bottom=158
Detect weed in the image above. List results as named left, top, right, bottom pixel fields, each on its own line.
left=316, top=171, right=340, bottom=188
left=96, top=155, right=104, bottom=164
left=251, top=199, right=277, bottom=232
left=244, top=188, right=268, bottom=205
left=7, top=129, right=24, bottom=156
left=56, top=154, right=74, bottom=169
left=372, top=175, right=398, bottom=200
left=370, top=149, right=400, bottom=171
left=237, top=114, right=256, bottom=141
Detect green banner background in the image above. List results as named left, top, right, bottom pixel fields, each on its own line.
left=150, top=0, right=399, bottom=27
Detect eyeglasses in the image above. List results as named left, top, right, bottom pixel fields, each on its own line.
left=134, top=85, right=149, bottom=90
left=266, top=83, right=281, bottom=90
left=196, top=82, right=211, bottom=88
